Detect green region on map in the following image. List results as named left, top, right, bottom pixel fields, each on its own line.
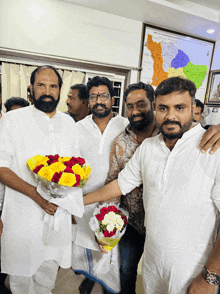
left=183, top=62, right=207, bottom=89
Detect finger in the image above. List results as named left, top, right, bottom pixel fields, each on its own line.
left=200, top=133, right=220, bottom=154
left=98, top=244, right=108, bottom=254
left=199, top=126, right=220, bottom=150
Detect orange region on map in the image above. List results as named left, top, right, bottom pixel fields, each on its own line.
left=146, top=34, right=168, bottom=86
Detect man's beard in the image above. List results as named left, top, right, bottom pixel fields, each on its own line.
left=158, top=118, right=193, bottom=140
left=91, top=103, right=111, bottom=118
left=129, top=110, right=154, bottom=132
left=32, top=91, right=60, bottom=113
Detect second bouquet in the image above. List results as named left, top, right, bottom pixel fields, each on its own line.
left=89, top=203, right=129, bottom=251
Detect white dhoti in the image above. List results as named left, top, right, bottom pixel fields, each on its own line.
left=9, top=259, right=59, bottom=294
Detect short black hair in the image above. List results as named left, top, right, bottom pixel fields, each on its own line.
left=70, top=84, right=88, bottom=100
left=155, top=76, right=196, bottom=103
left=4, top=97, right=29, bottom=112
left=86, top=76, right=114, bottom=97
left=195, top=99, right=204, bottom=113
left=30, top=65, right=62, bottom=89
left=124, top=82, right=154, bottom=103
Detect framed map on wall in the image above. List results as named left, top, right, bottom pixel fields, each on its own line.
left=140, top=24, right=215, bottom=102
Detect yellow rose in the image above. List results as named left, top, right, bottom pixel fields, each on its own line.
left=49, top=162, right=66, bottom=173
left=58, top=157, right=71, bottom=163
left=38, top=166, right=54, bottom=181
left=84, top=165, right=91, bottom=178
left=58, top=173, right=76, bottom=187
left=72, top=164, right=86, bottom=179
left=27, top=155, right=48, bottom=171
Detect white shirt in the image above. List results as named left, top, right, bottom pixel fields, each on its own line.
left=0, top=105, right=83, bottom=276
left=118, top=124, right=220, bottom=293
left=0, top=112, right=5, bottom=208
left=74, top=114, right=129, bottom=250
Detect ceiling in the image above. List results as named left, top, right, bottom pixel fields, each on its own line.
left=59, top=0, right=220, bottom=41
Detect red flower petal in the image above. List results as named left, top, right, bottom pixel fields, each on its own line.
left=100, top=207, right=108, bottom=215
left=33, top=164, right=44, bottom=174
left=95, top=213, right=104, bottom=221
left=73, top=174, right=81, bottom=187
left=51, top=171, right=62, bottom=183
left=108, top=206, right=117, bottom=212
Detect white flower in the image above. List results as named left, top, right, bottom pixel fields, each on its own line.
left=102, top=219, right=108, bottom=225
left=116, top=218, right=124, bottom=226
left=108, top=211, right=116, bottom=219
left=107, top=224, right=115, bottom=232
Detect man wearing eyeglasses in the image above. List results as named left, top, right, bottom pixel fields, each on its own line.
left=72, top=76, right=128, bottom=294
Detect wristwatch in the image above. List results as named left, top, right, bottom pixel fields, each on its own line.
left=202, top=266, right=220, bottom=285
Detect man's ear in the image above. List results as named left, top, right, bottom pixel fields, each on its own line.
left=111, top=96, right=115, bottom=107
left=30, top=85, right=33, bottom=96
left=192, top=102, right=196, bottom=115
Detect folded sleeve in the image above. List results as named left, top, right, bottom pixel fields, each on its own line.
left=118, top=144, right=143, bottom=195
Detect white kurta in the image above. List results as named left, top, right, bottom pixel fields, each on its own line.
left=72, top=114, right=128, bottom=293
left=0, top=105, right=83, bottom=277
left=73, top=114, right=129, bottom=250
left=0, top=114, right=5, bottom=209
left=118, top=124, right=220, bottom=294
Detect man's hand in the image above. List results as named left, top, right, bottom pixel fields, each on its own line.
left=38, top=197, right=58, bottom=215
left=199, top=125, right=220, bottom=154
left=72, top=215, right=77, bottom=224
left=95, top=236, right=108, bottom=254
left=0, top=218, right=3, bottom=236
left=186, top=273, right=215, bottom=294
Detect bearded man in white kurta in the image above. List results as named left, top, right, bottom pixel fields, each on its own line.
left=0, top=66, right=84, bottom=294
left=72, top=76, right=128, bottom=293
left=83, top=77, right=220, bottom=294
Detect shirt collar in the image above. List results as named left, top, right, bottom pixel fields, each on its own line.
left=158, top=123, right=203, bottom=146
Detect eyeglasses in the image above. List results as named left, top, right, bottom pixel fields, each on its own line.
left=89, top=92, right=110, bottom=101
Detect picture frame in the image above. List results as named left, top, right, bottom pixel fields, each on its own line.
left=205, top=70, right=220, bottom=106
left=139, top=24, right=215, bottom=102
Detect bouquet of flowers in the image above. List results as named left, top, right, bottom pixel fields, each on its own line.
left=26, top=154, right=91, bottom=246
left=89, top=203, right=129, bottom=251
left=27, top=154, right=91, bottom=189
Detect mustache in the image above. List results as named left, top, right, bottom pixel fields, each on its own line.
left=92, top=103, right=108, bottom=110
left=130, top=114, right=145, bottom=121
left=38, top=95, right=55, bottom=102
left=67, top=103, right=71, bottom=108
left=161, top=120, right=182, bottom=127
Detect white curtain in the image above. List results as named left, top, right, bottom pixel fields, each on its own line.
left=2, top=62, right=85, bottom=113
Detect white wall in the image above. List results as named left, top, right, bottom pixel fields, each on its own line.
left=0, top=0, right=142, bottom=69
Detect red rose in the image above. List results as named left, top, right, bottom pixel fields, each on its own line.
left=33, top=164, right=44, bottom=174
left=76, top=157, right=85, bottom=166
left=116, top=209, right=122, bottom=214
left=103, top=229, right=116, bottom=237
left=73, top=174, right=81, bottom=187
left=51, top=171, right=62, bottom=183
left=64, top=161, right=74, bottom=168
left=108, top=206, right=117, bottom=212
left=121, top=215, right=127, bottom=225
left=70, top=157, right=80, bottom=165
left=100, top=207, right=108, bottom=215
left=95, top=213, right=104, bottom=221
left=64, top=166, right=74, bottom=173
left=47, top=154, right=59, bottom=165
